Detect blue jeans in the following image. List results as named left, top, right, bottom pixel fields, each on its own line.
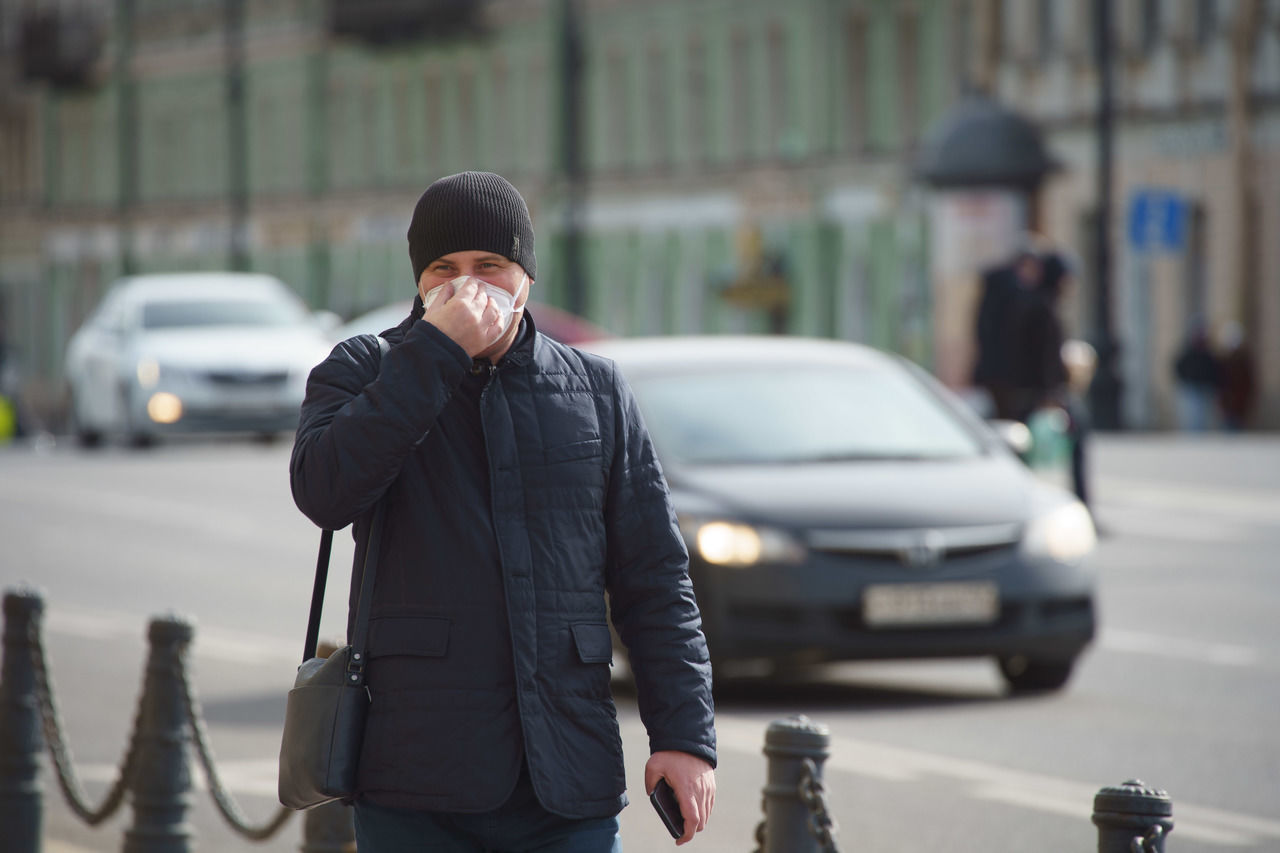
left=353, top=763, right=622, bottom=853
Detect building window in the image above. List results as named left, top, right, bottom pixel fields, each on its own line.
left=844, top=11, right=867, bottom=153
left=422, top=70, right=441, bottom=176
left=729, top=27, right=751, bottom=161
left=605, top=49, right=629, bottom=170
left=490, top=58, right=509, bottom=171
left=457, top=68, right=475, bottom=164
left=1194, top=0, right=1217, bottom=49
left=1141, top=0, right=1161, bottom=55
left=687, top=34, right=707, bottom=165
left=647, top=41, right=669, bottom=167
left=392, top=73, right=412, bottom=180
left=766, top=21, right=788, bottom=156
left=897, top=10, right=919, bottom=146
left=1034, top=0, right=1054, bottom=58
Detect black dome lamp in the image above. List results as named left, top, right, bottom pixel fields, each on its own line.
left=915, top=94, right=1062, bottom=191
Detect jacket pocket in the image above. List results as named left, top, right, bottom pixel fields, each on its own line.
left=571, top=622, right=614, bottom=664
left=544, top=437, right=602, bottom=465
left=367, top=616, right=450, bottom=658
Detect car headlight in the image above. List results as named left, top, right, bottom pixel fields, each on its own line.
left=136, top=358, right=161, bottom=388
left=146, top=392, right=183, bottom=424
left=1021, top=502, right=1096, bottom=562
left=678, top=516, right=805, bottom=567
left=136, top=359, right=194, bottom=388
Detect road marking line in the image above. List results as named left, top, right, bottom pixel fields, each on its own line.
left=713, top=717, right=1280, bottom=847
left=72, top=757, right=282, bottom=799
left=1095, top=505, right=1256, bottom=543
left=44, top=607, right=300, bottom=667
left=1101, top=629, right=1261, bottom=668
left=45, top=842, right=99, bottom=853
left=1098, top=478, right=1280, bottom=525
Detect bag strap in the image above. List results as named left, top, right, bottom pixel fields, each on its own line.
left=299, top=333, right=392, bottom=669
left=345, top=500, right=385, bottom=684
left=302, top=529, right=334, bottom=662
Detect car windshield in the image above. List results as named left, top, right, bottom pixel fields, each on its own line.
left=141, top=298, right=305, bottom=329
left=629, top=363, right=985, bottom=465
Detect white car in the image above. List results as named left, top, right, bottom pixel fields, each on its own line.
left=65, top=272, right=337, bottom=447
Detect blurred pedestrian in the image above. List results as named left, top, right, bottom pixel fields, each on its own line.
left=973, top=245, right=1043, bottom=420
left=1010, top=251, right=1091, bottom=507
left=1216, top=321, right=1256, bottom=431
left=1006, top=251, right=1069, bottom=424
left=290, top=171, right=716, bottom=852
left=1173, top=322, right=1221, bottom=431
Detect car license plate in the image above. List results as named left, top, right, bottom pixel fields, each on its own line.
left=863, top=582, right=999, bottom=628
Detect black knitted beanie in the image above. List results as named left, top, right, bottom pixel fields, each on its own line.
left=407, top=171, right=537, bottom=284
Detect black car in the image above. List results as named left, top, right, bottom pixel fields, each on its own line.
left=584, top=336, right=1097, bottom=693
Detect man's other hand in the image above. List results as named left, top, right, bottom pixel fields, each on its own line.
left=422, top=277, right=503, bottom=357
left=644, top=751, right=715, bottom=846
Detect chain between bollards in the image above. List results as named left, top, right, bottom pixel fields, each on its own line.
left=4, top=589, right=1181, bottom=853
left=0, top=589, right=315, bottom=853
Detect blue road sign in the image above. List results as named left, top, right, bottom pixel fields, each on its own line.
left=1128, top=189, right=1188, bottom=252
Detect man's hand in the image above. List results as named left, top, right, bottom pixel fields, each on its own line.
left=421, top=278, right=503, bottom=357
left=645, top=751, right=715, bottom=846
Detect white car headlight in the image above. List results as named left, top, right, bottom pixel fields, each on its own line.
left=136, top=359, right=161, bottom=388
left=679, top=516, right=805, bottom=568
left=1021, top=502, right=1096, bottom=562
left=137, top=360, right=195, bottom=388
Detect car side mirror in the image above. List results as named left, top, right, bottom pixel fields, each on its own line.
left=989, top=419, right=1032, bottom=458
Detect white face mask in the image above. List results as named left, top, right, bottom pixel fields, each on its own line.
left=423, top=274, right=527, bottom=336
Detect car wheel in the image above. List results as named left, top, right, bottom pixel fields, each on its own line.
left=120, top=384, right=157, bottom=449
left=998, top=655, right=1075, bottom=693
left=69, top=388, right=104, bottom=448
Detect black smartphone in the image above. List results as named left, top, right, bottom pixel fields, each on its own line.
left=649, top=777, right=685, bottom=839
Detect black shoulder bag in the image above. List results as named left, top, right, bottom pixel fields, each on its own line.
left=277, top=502, right=386, bottom=809
left=278, top=335, right=389, bottom=809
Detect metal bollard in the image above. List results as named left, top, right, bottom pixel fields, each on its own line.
left=123, top=616, right=196, bottom=853
left=760, top=715, right=834, bottom=853
left=300, top=641, right=356, bottom=853
left=0, top=590, right=45, bottom=853
left=1093, top=780, right=1174, bottom=853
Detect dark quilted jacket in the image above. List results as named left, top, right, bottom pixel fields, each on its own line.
left=290, top=310, right=716, bottom=818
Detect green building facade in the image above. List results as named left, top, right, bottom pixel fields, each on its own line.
left=0, top=0, right=962, bottom=419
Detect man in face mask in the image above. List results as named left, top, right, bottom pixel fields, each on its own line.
left=291, top=171, right=717, bottom=852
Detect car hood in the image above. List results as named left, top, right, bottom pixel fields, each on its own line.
left=669, top=455, right=1057, bottom=530
left=135, top=327, right=332, bottom=371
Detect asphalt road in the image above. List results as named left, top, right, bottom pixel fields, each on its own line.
left=1, top=432, right=1278, bottom=853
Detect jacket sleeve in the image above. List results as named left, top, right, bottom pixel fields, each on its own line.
left=602, top=361, right=717, bottom=769
left=289, top=321, right=471, bottom=530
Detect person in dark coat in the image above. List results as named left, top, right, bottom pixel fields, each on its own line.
left=290, top=172, right=716, bottom=851
left=973, top=248, right=1046, bottom=420
left=972, top=259, right=1021, bottom=419
left=1216, top=321, right=1256, bottom=431
left=1013, top=252, right=1090, bottom=507
left=1007, top=252, right=1070, bottom=421
left=1173, top=322, right=1221, bottom=431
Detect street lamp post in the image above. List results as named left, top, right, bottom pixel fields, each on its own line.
left=558, top=0, right=586, bottom=317
left=1089, top=0, right=1123, bottom=429
left=225, top=0, right=249, bottom=272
